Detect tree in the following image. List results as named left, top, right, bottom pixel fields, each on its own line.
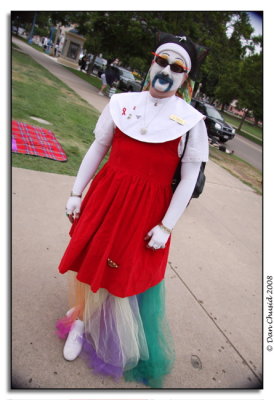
left=200, top=11, right=255, bottom=104
left=236, top=52, right=262, bottom=129
left=74, top=11, right=157, bottom=73
left=73, top=11, right=247, bottom=77
left=11, top=11, right=35, bottom=34
left=214, top=59, right=241, bottom=110
left=11, top=11, right=73, bottom=36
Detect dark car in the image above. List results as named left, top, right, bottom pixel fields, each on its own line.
left=116, top=67, right=141, bottom=92
left=191, top=99, right=235, bottom=143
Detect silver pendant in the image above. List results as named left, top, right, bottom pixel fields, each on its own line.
left=140, top=128, right=147, bottom=135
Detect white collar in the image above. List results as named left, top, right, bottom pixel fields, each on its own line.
left=147, top=91, right=174, bottom=106
left=109, top=91, right=204, bottom=143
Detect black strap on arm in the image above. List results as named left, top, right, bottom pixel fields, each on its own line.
left=171, top=131, right=189, bottom=192
left=181, top=131, right=190, bottom=159
left=171, top=130, right=206, bottom=200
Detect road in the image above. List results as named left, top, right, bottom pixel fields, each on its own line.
left=225, top=134, right=262, bottom=172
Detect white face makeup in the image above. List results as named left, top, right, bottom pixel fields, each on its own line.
left=149, top=50, right=188, bottom=93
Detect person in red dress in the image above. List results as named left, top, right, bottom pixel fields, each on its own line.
left=56, top=33, right=208, bottom=388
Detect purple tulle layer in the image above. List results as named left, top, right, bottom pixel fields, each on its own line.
left=81, top=335, right=123, bottom=379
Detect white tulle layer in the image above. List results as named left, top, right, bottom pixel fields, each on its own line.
left=83, top=286, right=149, bottom=370
left=62, top=272, right=149, bottom=371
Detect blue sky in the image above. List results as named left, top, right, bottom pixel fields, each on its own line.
left=247, top=11, right=263, bottom=36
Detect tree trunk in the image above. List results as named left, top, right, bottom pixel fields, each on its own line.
left=27, top=12, right=37, bottom=43
left=87, top=54, right=97, bottom=75
left=15, top=17, right=20, bottom=35
left=237, top=110, right=248, bottom=131
left=50, top=25, right=61, bottom=56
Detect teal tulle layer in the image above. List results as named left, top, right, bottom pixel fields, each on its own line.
left=124, top=281, right=175, bottom=388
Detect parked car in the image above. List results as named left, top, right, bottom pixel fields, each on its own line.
left=191, top=99, right=235, bottom=143
left=116, top=67, right=142, bottom=92
left=12, top=26, right=26, bottom=36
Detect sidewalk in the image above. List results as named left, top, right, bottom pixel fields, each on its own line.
left=12, top=38, right=263, bottom=390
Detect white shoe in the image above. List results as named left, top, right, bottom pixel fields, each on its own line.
left=63, top=319, right=84, bottom=361
left=98, top=92, right=104, bottom=96
left=66, top=307, right=75, bottom=317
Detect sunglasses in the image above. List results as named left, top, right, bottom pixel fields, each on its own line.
left=152, top=52, right=189, bottom=74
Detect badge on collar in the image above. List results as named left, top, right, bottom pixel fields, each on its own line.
left=169, top=114, right=185, bottom=125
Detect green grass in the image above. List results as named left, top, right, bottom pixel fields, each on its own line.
left=12, top=43, right=106, bottom=176
left=64, top=66, right=103, bottom=90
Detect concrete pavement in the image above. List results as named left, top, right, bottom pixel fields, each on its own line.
left=12, top=37, right=263, bottom=390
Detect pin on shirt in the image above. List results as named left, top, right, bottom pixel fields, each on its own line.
left=169, top=114, right=185, bottom=125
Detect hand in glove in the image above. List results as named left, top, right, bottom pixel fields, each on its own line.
left=144, top=224, right=170, bottom=250
left=64, top=138, right=111, bottom=224
left=66, top=196, right=81, bottom=224
left=144, top=162, right=202, bottom=250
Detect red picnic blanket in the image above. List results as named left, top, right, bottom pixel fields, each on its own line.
left=12, top=120, right=67, bottom=162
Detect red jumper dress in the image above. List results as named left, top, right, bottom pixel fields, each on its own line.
left=58, top=128, right=181, bottom=297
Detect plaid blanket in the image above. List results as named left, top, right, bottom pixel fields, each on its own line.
left=12, top=120, right=67, bottom=162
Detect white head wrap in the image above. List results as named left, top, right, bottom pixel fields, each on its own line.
left=155, top=42, right=192, bottom=72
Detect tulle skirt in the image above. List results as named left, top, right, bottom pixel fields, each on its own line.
left=56, top=273, right=175, bottom=388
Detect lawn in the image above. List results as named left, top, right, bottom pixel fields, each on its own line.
left=12, top=43, right=106, bottom=176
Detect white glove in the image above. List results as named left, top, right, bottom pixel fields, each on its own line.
left=145, top=161, right=201, bottom=250
left=145, top=225, right=170, bottom=250
left=65, top=139, right=111, bottom=224
left=66, top=196, right=82, bottom=224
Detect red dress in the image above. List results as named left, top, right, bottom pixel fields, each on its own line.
left=58, top=128, right=181, bottom=297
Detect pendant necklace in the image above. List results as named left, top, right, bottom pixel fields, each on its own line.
left=140, top=95, right=168, bottom=135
